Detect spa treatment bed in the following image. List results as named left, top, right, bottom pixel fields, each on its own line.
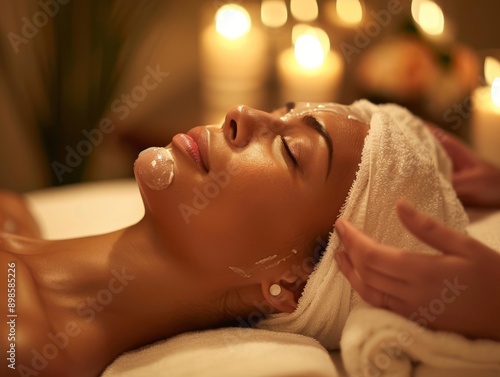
left=26, top=180, right=500, bottom=377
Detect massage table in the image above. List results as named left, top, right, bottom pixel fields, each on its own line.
left=26, top=180, right=500, bottom=377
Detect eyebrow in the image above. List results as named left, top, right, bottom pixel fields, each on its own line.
left=283, top=102, right=333, bottom=180
left=301, top=115, right=333, bottom=180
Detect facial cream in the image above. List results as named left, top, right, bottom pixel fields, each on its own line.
left=135, top=147, right=175, bottom=190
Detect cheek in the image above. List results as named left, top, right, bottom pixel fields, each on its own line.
left=136, top=164, right=209, bottom=231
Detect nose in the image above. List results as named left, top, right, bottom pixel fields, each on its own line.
left=223, top=105, right=283, bottom=148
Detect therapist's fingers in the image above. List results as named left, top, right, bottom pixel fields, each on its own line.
left=397, top=199, right=485, bottom=259
left=334, top=220, right=420, bottom=296
left=334, top=252, right=384, bottom=306
left=334, top=251, right=385, bottom=307
left=335, top=252, right=410, bottom=313
left=335, top=219, right=433, bottom=283
left=427, top=125, right=477, bottom=170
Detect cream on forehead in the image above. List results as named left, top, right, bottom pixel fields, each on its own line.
left=281, top=102, right=365, bottom=123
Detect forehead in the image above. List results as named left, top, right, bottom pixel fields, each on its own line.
left=274, top=102, right=367, bottom=124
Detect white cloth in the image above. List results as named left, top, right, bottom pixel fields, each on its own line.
left=341, top=301, right=500, bottom=377
left=257, top=100, right=469, bottom=351
left=101, top=328, right=338, bottom=377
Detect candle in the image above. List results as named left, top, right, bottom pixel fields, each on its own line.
left=290, top=0, right=318, bottom=22
left=261, top=0, right=288, bottom=28
left=325, top=0, right=363, bottom=27
left=278, top=28, right=343, bottom=103
left=323, top=0, right=364, bottom=54
left=200, top=4, right=268, bottom=123
left=472, top=57, right=500, bottom=167
left=411, top=0, right=454, bottom=45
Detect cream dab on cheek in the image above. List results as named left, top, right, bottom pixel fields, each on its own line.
left=135, top=147, right=175, bottom=190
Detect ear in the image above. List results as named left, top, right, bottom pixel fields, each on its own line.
left=261, top=273, right=303, bottom=314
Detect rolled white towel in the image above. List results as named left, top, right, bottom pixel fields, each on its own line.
left=341, top=301, right=500, bottom=377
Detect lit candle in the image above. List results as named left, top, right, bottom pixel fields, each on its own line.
left=277, top=27, right=344, bottom=103
left=326, top=0, right=363, bottom=26
left=472, top=57, right=500, bottom=167
left=411, top=0, right=454, bottom=45
left=290, top=0, right=319, bottom=22
left=261, top=0, right=288, bottom=28
left=200, top=4, right=268, bottom=123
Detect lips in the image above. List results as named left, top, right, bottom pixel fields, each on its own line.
left=172, top=131, right=209, bottom=172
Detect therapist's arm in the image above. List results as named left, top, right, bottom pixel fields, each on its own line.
left=334, top=199, right=500, bottom=341
left=428, top=126, right=500, bottom=207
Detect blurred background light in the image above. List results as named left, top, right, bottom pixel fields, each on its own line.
left=215, top=4, right=251, bottom=39
left=261, top=0, right=288, bottom=28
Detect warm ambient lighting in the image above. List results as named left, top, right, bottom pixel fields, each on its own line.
left=485, top=57, right=500, bottom=86
left=471, top=55, right=500, bottom=167
left=485, top=57, right=500, bottom=107
left=290, top=0, right=318, bottom=22
left=294, top=33, right=325, bottom=69
left=492, top=78, right=500, bottom=107
left=411, top=0, right=444, bottom=35
left=215, top=4, right=251, bottom=39
left=292, top=25, right=330, bottom=53
left=277, top=26, right=343, bottom=103
left=336, top=0, right=363, bottom=25
left=261, top=0, right=288, bottom=28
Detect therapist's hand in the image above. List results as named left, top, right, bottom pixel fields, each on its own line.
left=428, top=126, right=500, bottom=207
left=334, top=199, right=500, bottom=341
left=0, top=191, right=41, bottom=238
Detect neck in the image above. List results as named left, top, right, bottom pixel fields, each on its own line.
left=27, top=217, right=231, bottom=359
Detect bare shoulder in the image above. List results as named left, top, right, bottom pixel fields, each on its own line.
left=0, top=247, right=72, bottom=376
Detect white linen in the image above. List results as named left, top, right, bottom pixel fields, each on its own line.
left=102, top=328, right=338, bottom=377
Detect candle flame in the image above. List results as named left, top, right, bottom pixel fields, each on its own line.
left=485, top=56, right=500, bottom=86
left=294, top=33, right=326, bottom=69
left=261, top=0, right=288, bottom=28
left=336, top=0, right=363, bottom=25
left=412, top=0, right=444, bottom=35
left=215, top=4, right=251, bottom=39
left=290, top=0, right=318, bottom=22
left=292, top=25, right=330, bottom=53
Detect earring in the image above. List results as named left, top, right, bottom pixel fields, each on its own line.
left=269, top=284, right=282, bottom=297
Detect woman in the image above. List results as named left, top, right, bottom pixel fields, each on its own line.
left=2, top=100, right=499, bottom=376
left=0, top=102, right=370, bottom=376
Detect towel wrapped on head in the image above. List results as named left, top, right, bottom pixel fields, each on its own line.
left=257, top=100, right=468, bottom=351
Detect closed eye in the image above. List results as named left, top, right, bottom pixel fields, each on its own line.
left=280, top=136, right=299, bottom=167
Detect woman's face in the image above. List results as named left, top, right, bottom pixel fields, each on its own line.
left=134, top=103, right=369, bottom=285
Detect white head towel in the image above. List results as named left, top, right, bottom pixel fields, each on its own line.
left=257, top=100, right=469, bottom=351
